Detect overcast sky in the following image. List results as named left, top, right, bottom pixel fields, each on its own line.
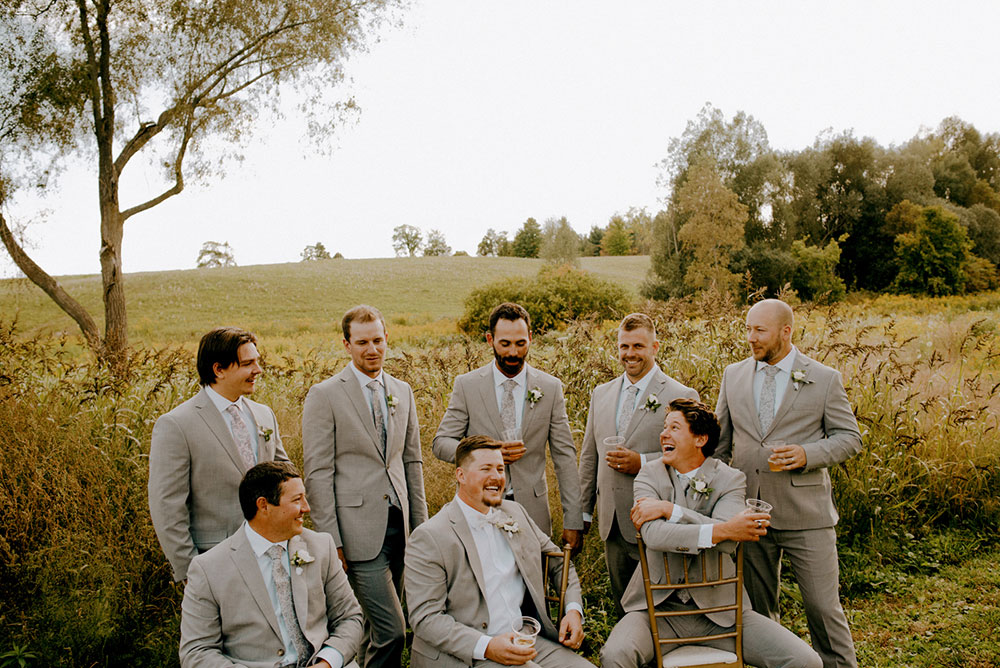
left=4, top=0, right=1000, bottom=277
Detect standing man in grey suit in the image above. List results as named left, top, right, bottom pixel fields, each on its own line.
left=601, top=399, right=820, bottom=668
left=715, top=299, right=862, bottom=668
left=433, top=302, right=583, bottom=552
left=405, top=436, right=590, bottom=668
left=302, top=305, right=427, bottom=668
left=579, top=312, right=699, bottom=613
left=150, top=326, right=289, bottom=582
left=180, top=461, right=363, bottom=668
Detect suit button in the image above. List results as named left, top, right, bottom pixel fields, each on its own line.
left=277, top=648, right=285, bottom=656
left=678, top=547, right=689, bottom=552
left=482, top=622, right=488, bottom=629
left=384, top=494, right=389, bottom=500
left=755, top=469, right=760, bottom=474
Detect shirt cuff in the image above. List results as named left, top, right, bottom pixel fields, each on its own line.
left=566, top=602, right=584, bottom=622
left=641, top=453, right=649, bottom=465
left=697, top=524, right=715, bottom=549
left=582, top=512, right=593, bottom=523
left=667, top=503, right=682, bottom=523
left=473, top=634, right=491, bottom=661
left=316, top=647, right=343, bottom=668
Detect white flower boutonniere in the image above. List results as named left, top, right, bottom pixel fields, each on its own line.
left=689, top=475, right=713, bottom=499
left=386, top=394, right=398, bottom=415
left=643, top=394, right=662, bottom=412
left=490, top=513, right=521, bottom=535
left=527, top=387, right=544, bottom=408
left=790, top=369, right=813, bottom=391
left=290, top=549, right=314, bottom=574
left=257, top=427, right=273, bottom=442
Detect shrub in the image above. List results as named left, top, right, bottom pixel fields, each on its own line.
left=790, top=238, right=846, bottom=301
left=457, top=264, right=632, bottom=335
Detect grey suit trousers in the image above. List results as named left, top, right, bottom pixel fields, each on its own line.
left=474, top=635, right=591, bottom=668
left=605, top=519, right=640, bottom=617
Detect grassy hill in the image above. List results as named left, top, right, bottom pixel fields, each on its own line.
left=0, top=255, right=650, bottom=348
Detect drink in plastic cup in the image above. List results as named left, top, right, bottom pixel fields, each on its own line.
left=766, top=440, right=786, bottom=472
left=512, top=616, right=541, bottom=647
left=746, top=498, right=773, bottom=514
left=603, top=436, right=626, bottom=450
left=502, top=427, right=522, bottom=443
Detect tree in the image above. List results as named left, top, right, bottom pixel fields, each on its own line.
left=0, top=0, right=393, bottom=362
left=675, top=160, right=748, bottom=293
left=893, top=206, right=971, bottom=296
left=582, top=225, right=604, bottom=256
left=196, top=241, right=236, bottom=268
left=477, top=228, right=508, bottom=256
left=964, top=204, right=1000, bottom=266
left=789, top=239, right=846, bottom=301
left=392, top=225, right=423, bottom=257
left=510, top=218, right=541, bottom=258
left=600, top=216, right=632, bottom=256
left=539, top=216, right=580, bottom=264
left=422, top=229, right=451, bottom=256
left=301, top=242, right=332, bottom=261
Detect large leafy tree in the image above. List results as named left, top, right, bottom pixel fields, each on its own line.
left=510, top=217, right=541, bottom=258
left=0, top=0, right=395, bottom=362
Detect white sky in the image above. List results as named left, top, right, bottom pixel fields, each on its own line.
left=4, top=0, right=1000, bottom=276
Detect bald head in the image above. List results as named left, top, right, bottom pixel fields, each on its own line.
left=746, top=299, right=794, bottom=363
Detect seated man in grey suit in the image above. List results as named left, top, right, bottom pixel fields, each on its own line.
left=404, top=436, right=591, bottom=668
left=602, top=399, right=820, bottom=668
left=180, top=461, right=363, bottom=668
left=150, top=326, right=289, bottom=582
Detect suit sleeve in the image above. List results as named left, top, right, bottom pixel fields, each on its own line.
left=148, top=412, right=197, bottom=582
left=404, top=525, right=485, bottom=665
left=577, top=391, right=600, bottom=519
left=403, top=385, right=428, bottom=529
left=432, top=376, right=469, bottom=464
left=178, top=558, right=235, bottom=668
left=320, top=533, right=364, bottom=661
left=547, top=380, right=584, bottom=531
left=802, top=369, right=863, bottom=471
left=713, top=368, right=733, bottom=464
left=302, top=385, right=343, bottom=547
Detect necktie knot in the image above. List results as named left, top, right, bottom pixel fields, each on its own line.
left=226, top=404, right=256, bottom=471
left=266, top=544, right=284, bottom=562
left=502, top=379, right=517, bottom=392
left=764, top=365, right=779, bottom=379
left=367, top=379, right=383, bottom=393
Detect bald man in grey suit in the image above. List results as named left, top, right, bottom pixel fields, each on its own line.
left=715, top=299, right=862, bottom=668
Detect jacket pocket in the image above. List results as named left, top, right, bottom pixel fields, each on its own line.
left=790, top=470, right=824, bottom=487
left=335, top=491, right=363, bottom=507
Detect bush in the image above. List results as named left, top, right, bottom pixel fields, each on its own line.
left=731, top=242, right=798, bottom=297
left=790, top=238, right=846, bottom=301
left=457, top=264, right=632, bottom=335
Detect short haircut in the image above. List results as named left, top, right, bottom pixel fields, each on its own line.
left=239, top=461, right=301, bottom=521
left=668, top=398, right=721, bottom=457
left=197, top=327, right=257, bottom=386
left=619, top=312, right=657, bottom=338
left=342, top=304, right=386, bottom=341
left=488, top=302, right=531, bottom=335
left=455, top=435, right=502, bottom=469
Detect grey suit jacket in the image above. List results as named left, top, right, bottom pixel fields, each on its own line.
left=620, top=457, right=750, bottom=628
left=302, top=365, right=428, bottom=561
left=404, top=499, right=583, bottom=668
left=579, top=367, right=699, bottom=542
left=179, top=527, right=363, bottom=668
left=432, top=363, right=583, bottom=533
left=714, top=350, right=862, bottom=530
left=149, top=386, right=289, bottom=581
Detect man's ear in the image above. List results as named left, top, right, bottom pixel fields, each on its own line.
left=694, top=434, right=708, bottom=450
left=485, top=332, right=494, bottom=346
left=255, top=495, right=270, bottom=518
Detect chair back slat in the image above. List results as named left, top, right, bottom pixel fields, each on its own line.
left=541, top=545, right=571, bottom=625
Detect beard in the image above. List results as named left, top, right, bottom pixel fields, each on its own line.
left=493, top=349, right=526, bottom=377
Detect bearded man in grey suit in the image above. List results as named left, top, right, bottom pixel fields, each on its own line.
left=302, top=305, right=427, bottom=668
left=433, top=302, right=583, bottom=553
left=715, top=299, right=862, bottom=668
left=180, top=461, right=363, bottom=668
left=602, top=399, right=820, bottom=668
left=578, top=312, right=699, bottom=614
left=405, top=436, right=590, bottom=668
left=150, top=326, right=289, bottom=582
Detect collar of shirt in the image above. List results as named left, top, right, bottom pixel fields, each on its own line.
left=244, top=522, right=289, bottom=559
left=755, top=346, right=797, bottom=377
left=491, top=363, right=527, bottom=390
left=206, top=384, right=247, bottom=415
left=674, top=464, right=702, bottom=483
left=456, top=495, right=496, bottom=531
left=350, top=362, right=385, bottom=391
left=620, top=365, right=657, bottom=397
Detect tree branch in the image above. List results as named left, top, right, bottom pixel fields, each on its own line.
left=120, top=111, right=195, bottom=221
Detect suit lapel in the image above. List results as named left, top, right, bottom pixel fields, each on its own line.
left=288, top=534, right=312, bottom=650
left=338, top=367, right=383, bottom=458
left=383, top=373, right=399, bottom=453
left=245, top=400, right=270, bottom=459
left=476, top=365, right=506, bottom=436
left=194, top=387, right=246, bottom=473
left=448, top=502, right=489, bottom=601
left=519, top=365, right=540, bottom=437
left=596, top=377, right=620, bottom=438
left=230, top=529, right=283, bottom=641
left=625, top=369, right=665, bottom=440
left=767, top=351, right=807, bottom=435
left=735, top=359, right=765, bottom=437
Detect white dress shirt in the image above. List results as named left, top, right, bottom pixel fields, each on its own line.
left=206, top=385, right=258, bottom=461
left=491, top=363, right=527, bottom=432
left=244, top=524, right=343, bottom=668
left=664, top=465, right=715, bottom=549
left=752, top=346, right=798, bottom=416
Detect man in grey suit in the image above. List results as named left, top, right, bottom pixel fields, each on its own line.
left=715, top=299, right=862, bottom=668
left=405, top=436, right=591, bottom=668
left=180, top=461, right=363, bottom=668
left=602, top=399, right=820, bottom=668
left=303, top=305, right=427, bottom=668
left=579, top=312, right=699, bottom=613
left=433, top=302, right=583, bottom=552
left=150, top=326, right=289, bottom=582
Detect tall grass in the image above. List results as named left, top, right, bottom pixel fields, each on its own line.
left=2, top=293, right=1000, bottom=664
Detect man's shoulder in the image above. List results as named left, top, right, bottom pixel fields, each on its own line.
left=792, top=350, right=838, bottom=378
left=243, top=395, right=275, bottom=413
left=158, top=387, right=206, bottom=419
left=591, top=375, right=621, bottom=397
left=526, top=364, right=562, bottom=388
left=411, top=502, right=456, bottom=542
left=190, top=528, right=242, bottom=570
left=654, top=368, right=696, bottom=395
left=383, top=370, right=413, bottom=392
left=454, top=364, right=492, bottom=383
left=722, top=357, right=754, bottom=375
left=703, top=457, right=744, bottom=487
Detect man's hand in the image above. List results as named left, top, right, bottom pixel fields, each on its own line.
left=770, top=443, right=807, bottom=470
left=484, top=632, right=537, bottom=665
left=558, top=609, right=584, bottom=649
left=630, top=497, right=672, bottom=530
left=562, top=529, right=583, bottom=556
left=713, top=510, right=770, bottom=544
left=605, top=447, right=642, bottom=475
left=500, top=440, right=527, bottom=465
left=336, top=547, right=349, bottom=573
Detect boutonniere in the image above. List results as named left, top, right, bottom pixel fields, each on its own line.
left=643, top=394, right=661, bottom=412
left=257, top=427, right=273, bottom=442
left=689, top=475, right=713, bottom=499
left=386, top=394, right=398, bottom=415
left=527, top=387, right=543, bottom=408
left=790, top=369, right=812, bottom=391
left=489, top=513, right=520, bottom=535
left=290, top=549, right=314, bottom=575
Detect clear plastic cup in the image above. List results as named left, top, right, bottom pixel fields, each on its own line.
left=766, top=440, right=786, bottom=472
left=512, top=616, right=541, bottom=647
left=603, top=436, right=626, bottom=449
left=746, top=498, right=773, bottom=514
